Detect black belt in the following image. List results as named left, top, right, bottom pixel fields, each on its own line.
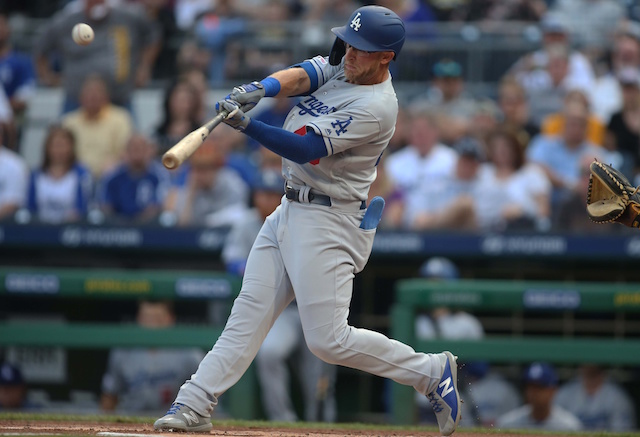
left=285, top=185, right=366, bottom=209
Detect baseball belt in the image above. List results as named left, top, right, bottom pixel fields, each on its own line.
left=285, top=185, right=366, bottom=209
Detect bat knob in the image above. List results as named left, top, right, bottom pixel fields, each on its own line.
left=162, top=153, right=178, bottom=170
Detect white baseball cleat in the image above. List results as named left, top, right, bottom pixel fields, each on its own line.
left=427, top=351, right=461, bottom=436
left=154, top=402, right=213, bottom=432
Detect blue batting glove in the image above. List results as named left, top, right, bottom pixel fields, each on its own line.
left=216, top=99, right=251, bottom=131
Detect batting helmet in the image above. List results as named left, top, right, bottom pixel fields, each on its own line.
left=329, top=6, right=405, bottom=66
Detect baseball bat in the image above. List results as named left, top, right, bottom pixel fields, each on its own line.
left=161, top=109, right=230, bottom=170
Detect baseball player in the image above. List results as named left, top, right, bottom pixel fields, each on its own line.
left=154, top=6, right=461, bottom=435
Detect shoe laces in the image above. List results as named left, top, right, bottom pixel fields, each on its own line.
left=166, top=403, right=184, bottom=415
left=427, top=392, right=443, bottom=413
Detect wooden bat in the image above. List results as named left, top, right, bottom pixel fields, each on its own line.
left=161, top=109, right=230, bottom=170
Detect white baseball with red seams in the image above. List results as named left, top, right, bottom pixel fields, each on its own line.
left=71, top=23, right=94, bottom=46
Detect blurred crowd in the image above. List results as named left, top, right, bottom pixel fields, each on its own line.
left=0, top=0, right=639, bottom=235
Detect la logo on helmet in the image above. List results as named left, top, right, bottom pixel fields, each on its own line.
left=350, top=12, right=362, bottom=31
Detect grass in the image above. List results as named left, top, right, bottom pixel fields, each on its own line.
left=1, top=412, right=640, bottom=437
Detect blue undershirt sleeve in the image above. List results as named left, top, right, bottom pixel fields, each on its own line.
left=290, top=61, right=318, bottom=94
left=243, top=120, right=328, bottom=164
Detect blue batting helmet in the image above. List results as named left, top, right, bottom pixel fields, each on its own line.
left=329, top=6, right=405, bottom=66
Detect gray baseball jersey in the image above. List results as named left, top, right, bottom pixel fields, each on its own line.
left=282, top=56, right=397, bottom=201
left=554, top=377, right=636, bottom=431
left=174, top=57, right=449, bottom=419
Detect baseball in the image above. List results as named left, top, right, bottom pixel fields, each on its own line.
left=72, top=23, right=94, bottom=46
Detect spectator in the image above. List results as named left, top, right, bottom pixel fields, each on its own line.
left=179, top=67, right=208, bottom=123
left=479, top=129, right=551, bottom=231
left=591, top=22, right=640, bottom=123
left=527, top=100, right=611, bottom=207
left=0, top=9, right=35, bottom=144
left=99, top=134, right=168, bottom=224
left=554, top=151, right=614, bottom=233
left=410, top=137, right=484, bottom=231
left=497, top=77, right=539, bottom=148
left=541, top=90, right=605, bottom=147
left=163, top=136, right=249, bottom=227
left=510, top=13, right=595, bottom=99
left=469, top=98, right=501, bottom=144
left=605, top=68, right=640, bottom=180
left=193, top=0, right=246, bottom=86
left=458, top=0, right=546, bottom=22
left=496, top=362, right=582, bottom=431
left=410, top=59, right=477, bottom=145
left=137, top=0, right=181, bottom=80
left=413, top=257, right=484, bottom=425
left=27, top=125, right=92, bottom=224
left=0, top=362, right=37, bottom=410
left=222, top=170, right=337, bottom=423
left=549, top=0, right=625, bottom=48
left=460, top=362, right=522, bottom=428
left=62, top=75, right=134, bottom=178
left=101, top=300, right=204, bottom=413
left=385, top=110, right=458, bottom=227
left=387, top=104, right=410, bottom=154
left=154, top=79, right=203, bottom=156
left=554, top=365, right=636, bottom=431
left=174, top=0, right=214, bottom=31
left=0, top=134, right=27, bottom=221
left=524, top=43, right=576, bottom=127
left=34, top=0, right=160, bottom=113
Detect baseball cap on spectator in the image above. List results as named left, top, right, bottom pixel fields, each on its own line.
left=419, top=257, right=459, bottom=280
left=0, top=362, right=24, bottom=386
left=524, top=362, right=558, bottom=387
left=253, top=169, right=284, bottom=195
left=617, top=67, right=640, bottom=87
left=453, top=137, right=486, bottom=161
left=433, top=59, right=462, bottom=78
left=540, top=14, right=568, bottom=35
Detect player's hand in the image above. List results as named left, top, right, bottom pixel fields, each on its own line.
left=227, top=81, right=265, bottom=112
left=216, top=99, right=251, bottom=131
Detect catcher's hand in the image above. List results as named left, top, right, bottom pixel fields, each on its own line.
left=586, top=161, right=640, bottom=228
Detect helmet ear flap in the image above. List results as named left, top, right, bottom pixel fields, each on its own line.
left=329, top=37, right=345, bottom=66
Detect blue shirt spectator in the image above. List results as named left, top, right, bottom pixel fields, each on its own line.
left=99, top=134, right=169, bottom=223
left=526, top=101, right=615, bottom=206
left=27, top=126, right=92, bottom=224
left=0, top=11, right=36, bottom=115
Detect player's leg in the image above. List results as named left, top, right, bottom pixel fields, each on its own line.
left=256, top=304, right=301, bottom=422
left=155, top=207, right=294, bottom=430
left=282, top=202, right=460, bottom=435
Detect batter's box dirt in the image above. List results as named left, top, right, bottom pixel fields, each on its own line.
left=1, top=415, right=637, bottom=437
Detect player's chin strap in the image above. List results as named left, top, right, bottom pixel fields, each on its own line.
left=297, top=185, right=312, bottom=203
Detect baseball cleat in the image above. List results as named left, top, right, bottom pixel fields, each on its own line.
left=427, top=351, right=461, bottom=436
left=154, top=402, right=213, bottom=432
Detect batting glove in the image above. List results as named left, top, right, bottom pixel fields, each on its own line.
left=227, top=81, right=265, bottom=112
left=216, top=99, right=251, bottom=131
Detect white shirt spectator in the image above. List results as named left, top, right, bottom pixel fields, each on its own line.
left=0, top=146, right=28, bottom=214
left=415, top=312, right=484, bottom=341
left=554, top=377, right=636, bottom=431
left=497, top=404, right=583, bottom=431
left=474, top=164, right=551, bottom=230
left=386, top=143, right=458, bottom=226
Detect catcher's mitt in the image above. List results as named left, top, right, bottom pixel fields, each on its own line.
left=586, top=161, right=640, bottom=228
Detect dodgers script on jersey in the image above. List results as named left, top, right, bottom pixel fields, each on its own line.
left=282, top=55, right=398, bottom=201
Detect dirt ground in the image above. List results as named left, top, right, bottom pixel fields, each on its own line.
left=0, top=419, right=546, bottom=437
